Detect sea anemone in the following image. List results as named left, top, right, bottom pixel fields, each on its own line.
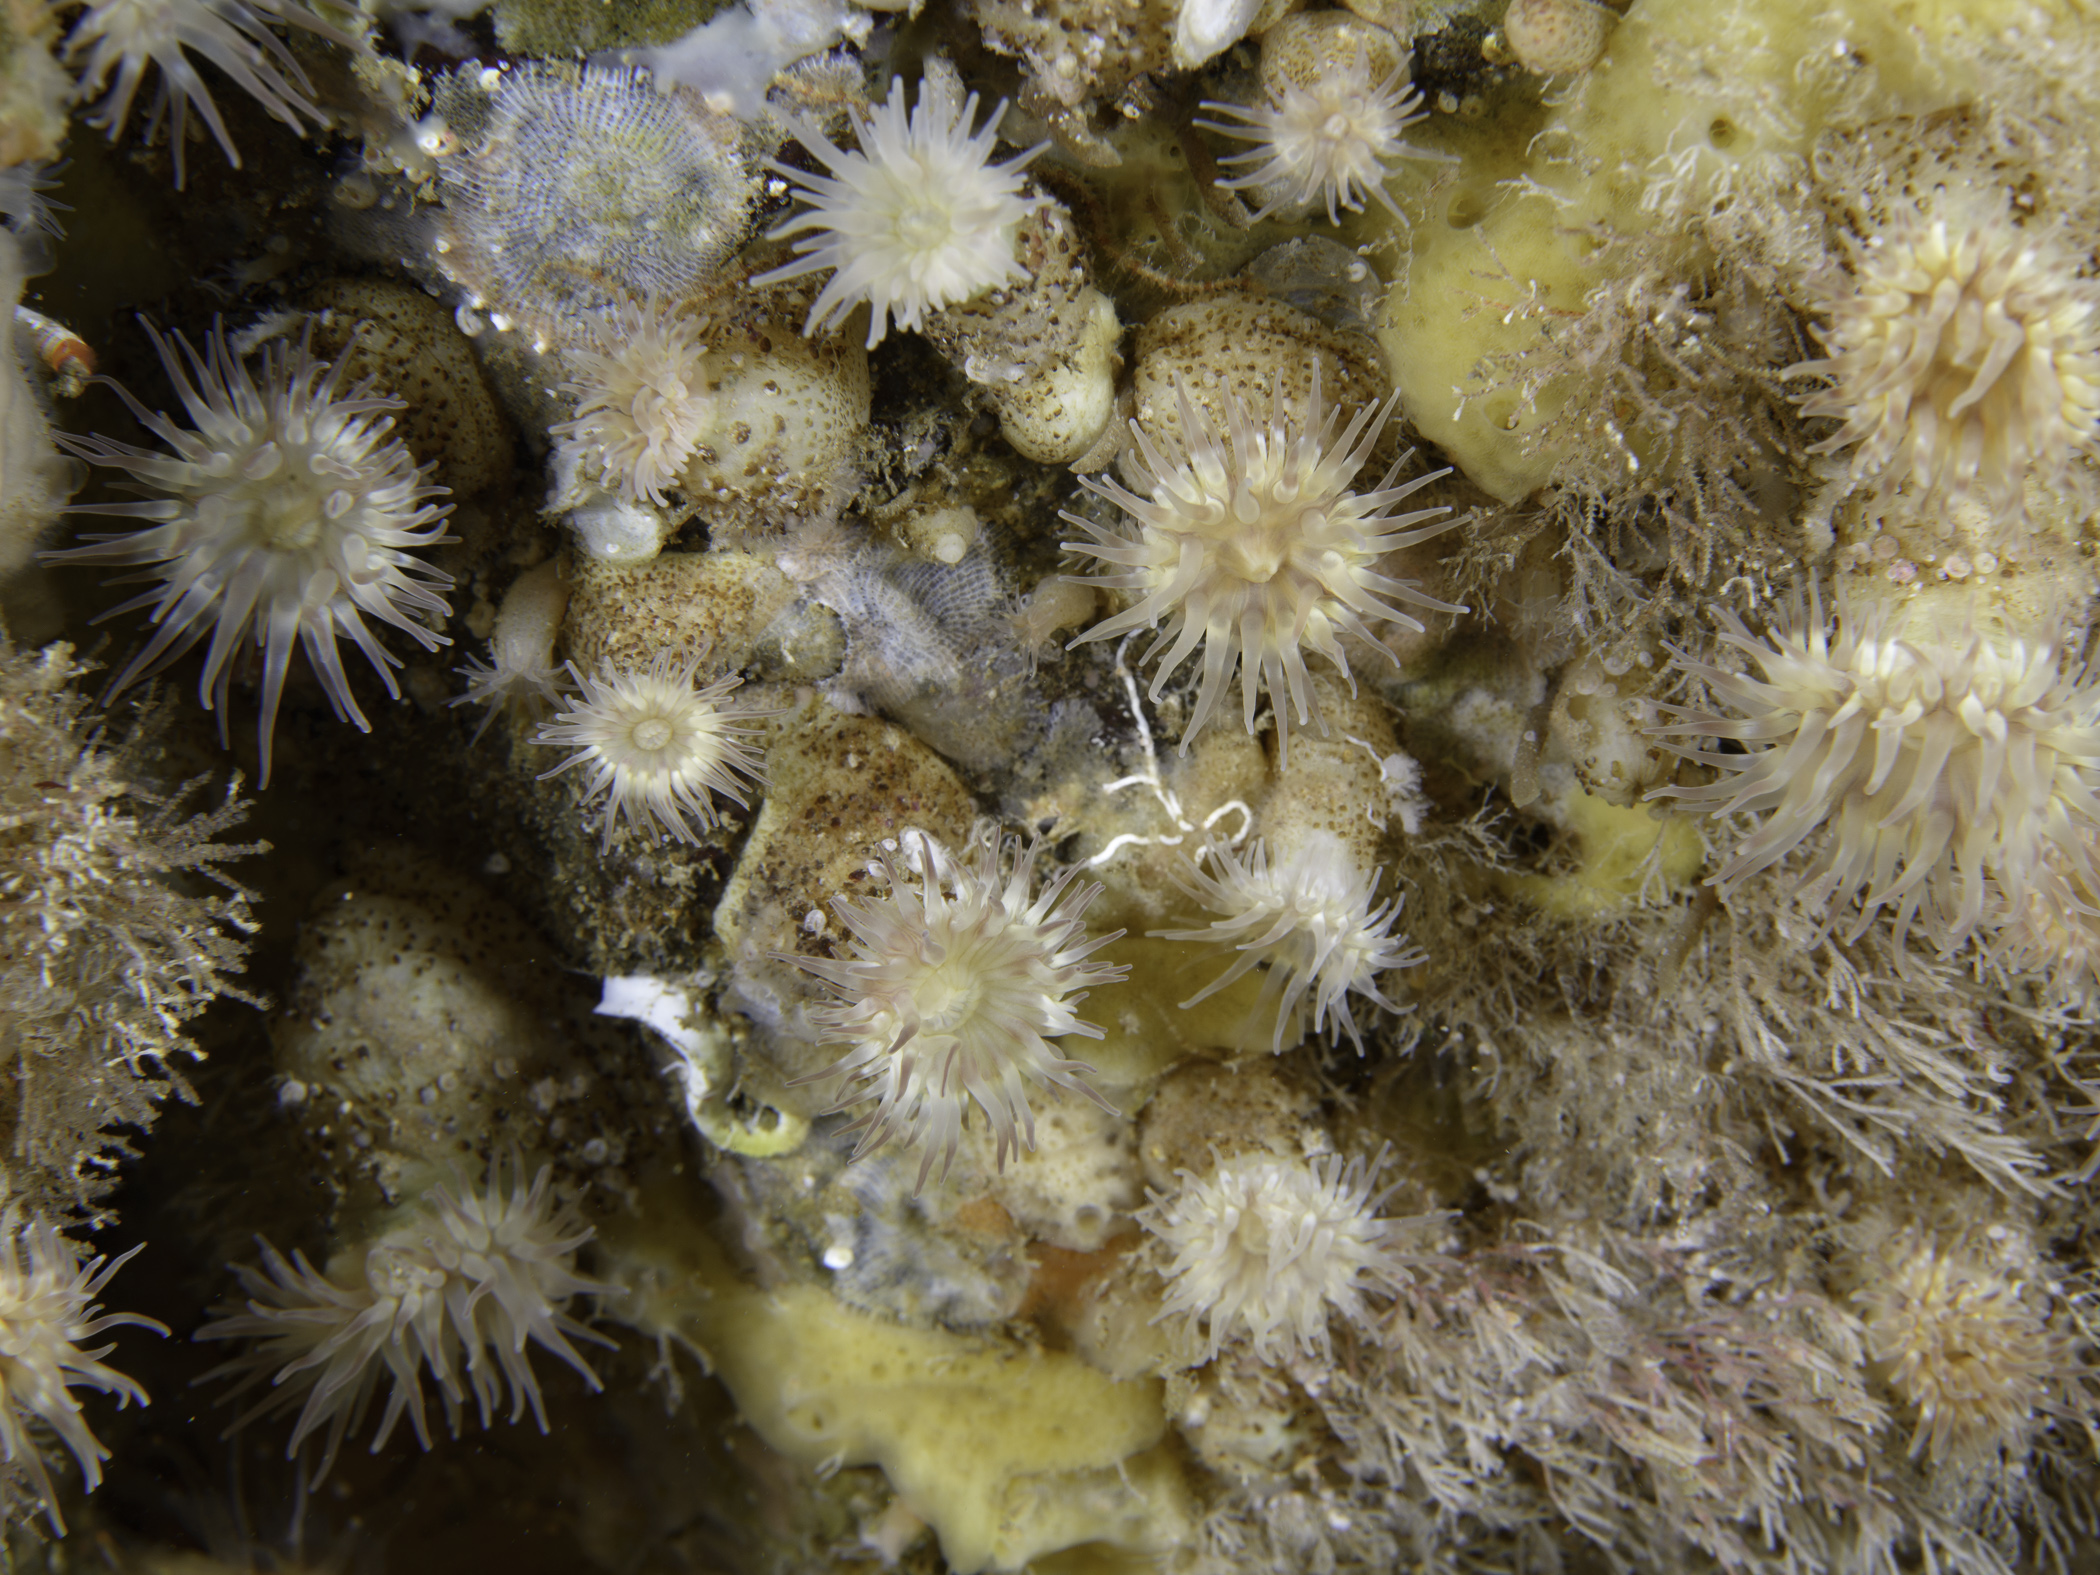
left=532, top=649, right=771, bottom=851
left=196, top=1158, right=611, bottom=1478
left=753, top=72, right=1047, bottom=350
left=1142, top=1148, right=1409, bottom=1365
left=44, top=320, right=453, bottom=786
left=1158, top=830, right=1422, bottom=1054
left=62, top=0, right=347, bottom=188
left=551, top=295, right=714, bottom=506
left=0, top=1217, right=160, bottom=1533
left=1198, top=49, right=1438, bottom=224
left=798, top=826, right=1128, bottom=1188
left=451, top=560, right=567, bottom=745
left=1648, top=580, right=2100, bottom=953
left=1856, top=1227, right=2058, bottom=1463
left=1793, top=187, right=2100, bottom=517
left=1063, top=371, right=1460, bottom=763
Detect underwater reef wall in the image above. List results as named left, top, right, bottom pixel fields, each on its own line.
left=5, top=0, right=2100, bottom=1568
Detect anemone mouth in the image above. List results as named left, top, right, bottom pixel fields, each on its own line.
left=1195, top=56, right=1441, bottom=225
left=751, top=72, right=1048, bottom=349
left=796, top=827, right=1128, bottom=1188
left=1061, top=366, right=1462, bottom=765
left=1789, top=190, right=2100, bottom=516
left=41, top=319, right=454, bottom=786
left=1143, top=1148, right=1409, bottom=1364
left=532, top=649, right=772, bottom=853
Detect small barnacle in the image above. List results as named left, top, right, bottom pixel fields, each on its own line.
left=1792, top=186, right=2100, bottom=518
left=1647, top=581, right=2100, bottom=954
left=1856, top=1227, right=2060, bottom=1463
left=1063, top=369, right=1461, bottom=763
left=797, top=827, right=1128, bottom=1188
left=1158, top=830, right=1423, bottom=1053
left=43, top=320, right=453, bottom=786
left=1142, top=1148, right=1410, bottom=1364
left=432, top=64, right=754, bottom=344
left=532, top=649, right=771, bottom=852
left=0, top=1217, right=161, bottom=1533
left=62, top=0, right=349, bottom=188
left=451, top=560, right=567, bottom=745
left=754, top=72, right=1048, bottom=350
left=551, top=295, right=715, bottom=507
left=1198, top=17, right=1442, bottom=225
left=197, top=1158, right=610, bottom=1479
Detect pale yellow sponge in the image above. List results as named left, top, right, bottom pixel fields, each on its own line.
left=610, top=1203, right=1192, bottom=1573
left=1378, top=0, right=2028, bottom=502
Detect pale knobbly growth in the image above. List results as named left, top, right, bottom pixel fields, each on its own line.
left=1142, top=1148, right=1415, bottom=1364
left=43, top=321, right=454, bottom=786
left=1157, top=831, right=1423, bottom=1054
left=532, top=650, right=772, bottom=852
left=0, top=641, right=262, bottom=1225
left=1063, top=368, right=1462, bottom=764
left=798, top=827, right=1128, bottom=1188
left=1793, top=185, right=2100, bottom=519
left=1647, top=581, right=2100, bottom=955
left=754, top=71, right=1048, bottom=349
left=196, top=1158, right=611, bottom=1479
left=0, top=1217, right=161, bottom=1533
left=61, top=0, right=351, bottom=188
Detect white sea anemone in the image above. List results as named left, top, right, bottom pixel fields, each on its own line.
left=551, top=296, right=714, bottom=506
left=753, top=72, right=1047, bottom=350
left=1793, top=188, right=2100, bottom=517
left=197, top=1158, right=610, bottom=1478
left=1159, top=830, right=1422, bottom=1054
left=62, top=0, right=346, bottom=188
left=1856, top=1228, right=2057, bottom=1463
left=0, top=1218, right=160, bottom=1533
left=1064, top=371, right=1460, bottom=763
left=532, top=649, right=771, bottom=851
left=1649, top=582, right=2100, bottom=953
left=1198, top=52, right=1438, bottom=224
left=45, top=321, right=453, bottom=785
left=451, top=560, right=568, bottom=746
left=1143, top=1148, right=1408, bottom=1365
left=798, top=826, right=1129, bottom=1188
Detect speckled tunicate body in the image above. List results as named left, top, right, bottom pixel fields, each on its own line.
left=431, top=64, right=757, bottom=345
